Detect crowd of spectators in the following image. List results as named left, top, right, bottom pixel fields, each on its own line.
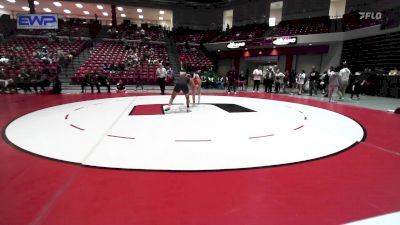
left=108, top=23, right=165, bottom=41
left=0, top=37, right=86, bottom=94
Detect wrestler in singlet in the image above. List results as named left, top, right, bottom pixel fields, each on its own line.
left=191, top=72, right=202, bottom=105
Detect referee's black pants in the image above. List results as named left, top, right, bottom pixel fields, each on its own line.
left=158, top=77, right=166, bottom=95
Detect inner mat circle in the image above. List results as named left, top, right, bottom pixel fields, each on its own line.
left=4, top=96, right=365, bottom=171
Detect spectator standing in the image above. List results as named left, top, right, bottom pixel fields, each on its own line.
left=226, top=67, right=237, bottom=94
left=350, top=78, right=361, bottom=100
left=274, top=69, right=285, bottom=93
left=295, top=70, right=306, bottom=95
left=282, top=70, right=290, bottom=93
left=264, top=67, right=274, bottom=93
left=309, top=66, right=320, bottom=96
left=252, top=65, right=262, bottom=92
left=328, top=67, right=341, bottom=102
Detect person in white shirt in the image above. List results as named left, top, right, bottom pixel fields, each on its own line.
left=274, top=69, right=285, bottom=93
left=388, top=68, right=398, bottom=76
left=252, top=65, right=262, bottom=92
left=295, top=70, right=306, bottom=95
left=156, top=63, right=167, bottom=95
left=338, top=64, right=351, bottom=100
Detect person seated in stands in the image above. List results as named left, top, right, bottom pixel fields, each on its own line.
left=67, top=51, right=73, bottom=63
left=144, top=51, right=150, bottom=61
left=41, top=46, right=49, bottom=56
left=103, top=63, right=110, bottom=71
left=29, top=70, right=41, bottom=93
left=388, top=68, right=398, bottom=76
left=116, top=79, right=126, bottom=93
left=0, top=69, right=17, bottom=94
left=36, top=69, right=52, bottom=92
left=166, top=66, right=173, bottom=77
left=11, top=56, right=23, bottom=70
left=118, top=62, right=125, bottom=71
left=18, top=69, right=33, bottom=93
left=140, top=28, right=145, bottom=37
left=109, top=63, right=117, bottom=73
left=95, top=73, right=111, bottom=93
left=30, top=70, right=49, bottom=93
left=0, top=55, right=9, bottom=64
left=81, top=72, right=95, bottom=93
left=208, top=75, right=215, bottom=88
left=42, top=56, right=52, bottom=65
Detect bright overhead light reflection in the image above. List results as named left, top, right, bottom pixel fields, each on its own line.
left=43, top=8, right=51, bottom=12
left=83, top=11, right=89, bottom=15
left=137, top=8, right=142, bottom=13
left=34, top=1, right=39, bottom=5
left=97, top=5, right=103, bottom=10
left=102, top=12, right=108, bottom=16
left=121, top=14, right=126, bottom=17
left=159, top=17, right=163, bottom=20
left=53, top=2, right=62, bottom=7
left=22, top=6, right=30, bottom=11
left=64, top=9, right=71, bottom=14
left=7, top=0, right=16, bottom=3
left=117, top=7, right=123, bottom=11
left=75, top=3, right=83, bottom=8
left=160, top=10, right=165, bottom=14
left=0, top=5, right=4, bottom=9
left=139, top=15, right=143, bottom=19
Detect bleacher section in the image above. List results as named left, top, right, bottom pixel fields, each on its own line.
left=71, top=40, right=172, bottom=85
left=212, top=24, right=267, bottom=42
left=270, top=16, right=330, bottom=36
left=108, top=23, right=164, bottom=41
left=177, top=45, right=213, bottom=71
left=173, top=30, right=220, bottom=44
left=0, top=37, right=87, bottom=78
left=341, top=31, right=400, bottom=73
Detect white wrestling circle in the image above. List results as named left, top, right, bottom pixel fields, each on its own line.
left=4, top=96, right=365, bottom=171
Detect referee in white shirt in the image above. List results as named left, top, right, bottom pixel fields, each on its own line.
left=156, top=63, right=167, bottom=95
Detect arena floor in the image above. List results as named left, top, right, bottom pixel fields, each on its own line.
left=0, top=91, right=399, bottom=225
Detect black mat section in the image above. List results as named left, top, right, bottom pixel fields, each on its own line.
left=211, top=104, right=256, bottom=113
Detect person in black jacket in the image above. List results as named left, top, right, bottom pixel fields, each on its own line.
left=309, top=66, right=320, bottom=96
left=50, top=76, right=62, bottom=94
left=81, top=72, right=95, bottom=93
left=226, top=67, right=237, bottom=94
left=350, top=78, right=361, bottom=100
left=116, top=79, right=126, bottom=93
left=95, top=73, right=111, bottom=93
left=264, top=67, right=274, bottom=93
